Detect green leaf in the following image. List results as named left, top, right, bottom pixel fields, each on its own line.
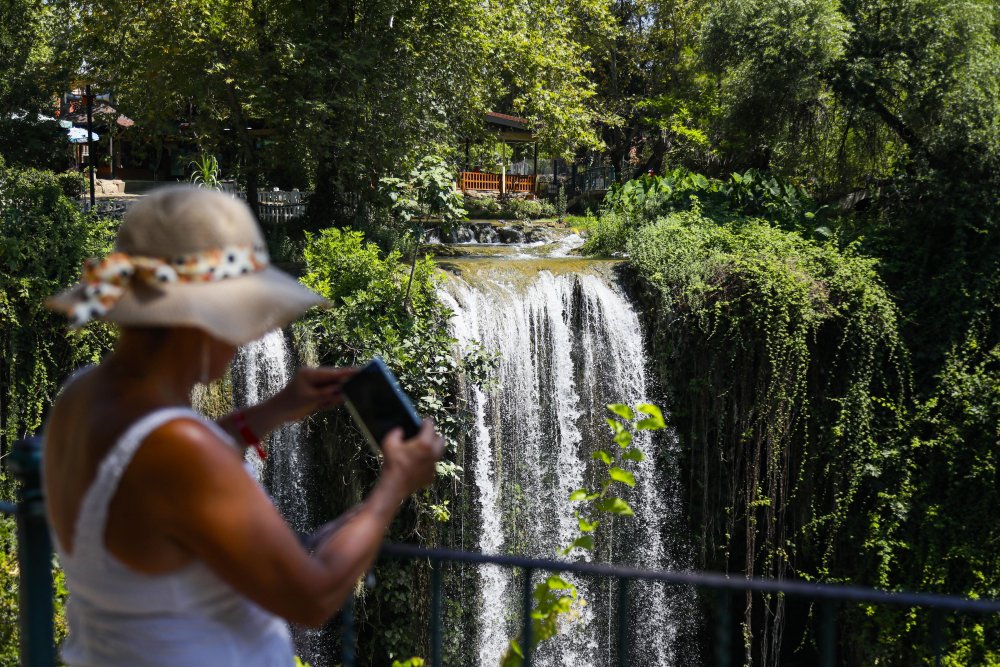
left=623, top=447, right=646, bottom=462
left=569, top=488, right=598, bottom=501
left=607, top=404, right=634, bottom=420
left=613, top=430, right=633, bottom=448
left=592, top=449, right=613, bottom=465
left=606, top=418, right=625, bottom=434
left=595, top=497, right=634, bottom=515
left=567, top=535, right=594, bottom=551
left=546, top=575, right=574, bottom=590
left=577, top=516, right=599, bottom=532
left=608, top=467, right=636, bottom=487
left=635, top=403, right=666, bottom=430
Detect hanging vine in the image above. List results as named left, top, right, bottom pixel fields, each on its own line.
left=626, top=210, right=907, bottom=665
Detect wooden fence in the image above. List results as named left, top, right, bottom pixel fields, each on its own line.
left=459, top=172, right=536, bottom=195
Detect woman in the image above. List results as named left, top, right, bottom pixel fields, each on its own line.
left=42, top=186, right=444, bottom=666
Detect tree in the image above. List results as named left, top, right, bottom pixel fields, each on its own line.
left=67, top=0, right=616, bottom=226
left=68, top=0, right=309, bottom=214
left=379, top=156, right=465, bottom=310
left=0, top=0, right=78, bottom=168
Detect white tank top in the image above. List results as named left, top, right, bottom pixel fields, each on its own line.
left=47, top=406, right=295, bottom=667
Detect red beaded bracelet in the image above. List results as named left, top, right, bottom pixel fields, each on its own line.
left=233, top=410, right=267, bottom=460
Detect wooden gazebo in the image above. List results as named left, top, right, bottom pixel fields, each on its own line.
left=460, top=112, right=538, bottom=198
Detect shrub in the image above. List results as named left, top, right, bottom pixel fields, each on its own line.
left=501, top=197, right=555, bottom=220
left=464, top=196, right=555, bottom=220
left=464, top=196, right=502, bottom=218
left=55, top=171, right=86, bottom=199
left=0, top=162, right=118, bottom=665
left=300, top=227, right=490, bottom=662
left=580, top=211, right=631, bottom=256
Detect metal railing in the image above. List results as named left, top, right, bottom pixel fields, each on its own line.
left=1, top=437, right=55, bottom=667
left=358, top=543, right=1000, bottom=667
left=574, top=165, right=616, bottom=192
left=5, top=435, right=1000, bottom=666
left=75, top=188, right=310, bottom=224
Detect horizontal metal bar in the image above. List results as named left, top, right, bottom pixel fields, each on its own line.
left=379, top=543, right=1000, bottom=614
left=0, top=501, right=15, bottom=515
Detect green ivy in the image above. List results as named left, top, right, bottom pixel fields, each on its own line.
left=500, top=404, right=666, bottom=667
left=624, top=210, right=907, bottom=661
left=853, top=331, right=1000, bottom=665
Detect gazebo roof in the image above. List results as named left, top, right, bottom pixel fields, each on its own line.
left=486, top=111, right=529, bottom=131
left=485, top=112, right=534, bottom=142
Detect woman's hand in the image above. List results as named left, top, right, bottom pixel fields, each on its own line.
left=272, top=366, right=357, bottom=423
left=379, top=420, right=445, bottom=498
left=218, top=366, right=355, bottom=457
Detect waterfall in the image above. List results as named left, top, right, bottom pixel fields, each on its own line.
left=230, top=328, right=326, bottom=665
left=232, top=329, right=310, bottom=532
left=442, top=267, right=693, bottom=667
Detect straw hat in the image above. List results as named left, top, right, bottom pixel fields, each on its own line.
left=47, top=186, right=327, bottom=345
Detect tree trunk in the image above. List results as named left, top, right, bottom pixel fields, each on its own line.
left=402, top=222, right=426, bottom=312
left=225, top=85, right=260, bottom=218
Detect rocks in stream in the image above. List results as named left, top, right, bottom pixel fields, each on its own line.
left=454, top=225, right=477, bottom=243
left=476, top=225, right=500, bottom=244
left=424, top=220, right=564, bottom=246
left=496, top=226, right=526, bottom=243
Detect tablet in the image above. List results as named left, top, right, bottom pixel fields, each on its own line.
left=341, top=357, right=422, bottom=453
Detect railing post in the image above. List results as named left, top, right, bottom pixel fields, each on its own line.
left=521, top=567, right=534, bottom=667
left=818, top=600, right=836, bottom=667
left=8, top=436, right=55, bottom=667
left=431, top=558, right=443, bottom=667
left=340, top=595, right=356, bottom=667
left=930, top=609, right=945, bottom=667
left=714, top=589, right=731, bottom=667
left=616, top=577, right=630, bottom=667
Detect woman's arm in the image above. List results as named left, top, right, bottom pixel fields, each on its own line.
left=216, top=366, right=356, bottom=443
left=130, top=417, right=441, bottom=627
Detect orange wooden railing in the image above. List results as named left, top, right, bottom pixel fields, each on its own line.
left=459, top=172, right=536, bottom=194
left=460, top=171, right=500, bottom=191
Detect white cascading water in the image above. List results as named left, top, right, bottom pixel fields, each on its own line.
left=441, top=267, right=691, bottom=667
left=230, top=328, right=325, bottom=665
left=233, top=329, right=310, bottom=532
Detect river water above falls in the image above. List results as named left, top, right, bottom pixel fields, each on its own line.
left=438, top=233, right=696, bottom=666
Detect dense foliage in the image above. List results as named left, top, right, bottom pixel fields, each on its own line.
left=0, top=161, right=117, bottom=453
left=614, top=208, right=904, bottom=663
left=855, top=334, right=1000, bottom=666
left=0, top=0, right=76, bottom=170
left=0, top=163, right=116, bottom=665
left=299, top=227, right=489, bottom=663
left=573, top=2, right=999, bottom=657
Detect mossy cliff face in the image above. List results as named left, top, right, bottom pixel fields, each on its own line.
left=622, top=211, right=907, bottom=665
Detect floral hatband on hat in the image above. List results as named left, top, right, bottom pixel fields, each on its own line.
left=46, top=186, right=327, bottom=345
left=62, top=244, right=271, bottom=327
